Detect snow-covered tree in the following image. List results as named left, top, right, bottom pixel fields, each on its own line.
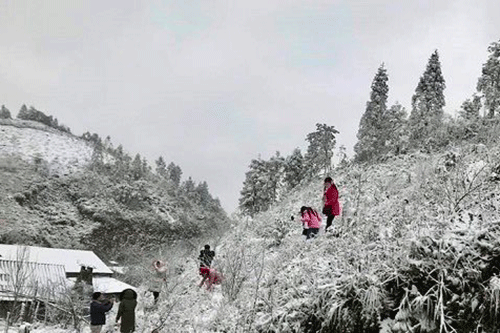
left=195, top=181, right=212, bottom=206
left=383, top=102, right=408, bottom=155
left=155, top=156, right=167, bottom=178
left=131, top=153, right=143, bottom=180
left=477, top=40, right=500, bottom=118
left=266, top=152, right=285, bottom=202
left=0, top=105, right=11, bottom=119
left=284, top=148, right=305, bottom=190
left=181, top=177, right=196, bottom=193
left=305, top=123, right=339, bottom=176
left=17, top=104, right=28, bottom=119
left=459, top=94, right=482, bottom=121
left=239, top=158, right=267, bottom=216
left=354, top=64, right=389, bottom=162
left=167, top=162, right=182, bottom=187
left=409, top=50, right=446, bottom=148
left=239, top=154, right=285, bottom=216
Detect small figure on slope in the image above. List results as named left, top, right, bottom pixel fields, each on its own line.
left=199, top=266, right=224, bottom=291
left=149, top=260, right=167, bottom=303
left=300, top=206, right=322, bottom=240
left=198, top=244, right=216, bottom=288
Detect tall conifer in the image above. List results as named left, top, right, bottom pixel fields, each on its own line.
left=354, top=63, right=389, bottom=162
left=409, top=50, right=446, bottom=147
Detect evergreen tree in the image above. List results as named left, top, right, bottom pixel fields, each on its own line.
left=131, top=154, right=143, bottom=180
left=195, top=181, right=212, bottom=206
left=305, top=123, right=339, bottom=176
left=384, top=102, right=408, bottom=155
left=17, top=104, right=28, bottom=119
left=90, top=144, right=104, bottom=172
left=284, top=148, right=305, bottom=190
left=477, top=40, right=500, bottom=118
left=459, top=94, right=482, bottom=121
left=103, top=136, right=113, bottom=153
left=155, top=156, right=167, bottom=177
left=239, top=153, right=285, bottom=216
left=0, top=105, right=11, bottom=119
left=182, top=177, right=196, bottom=194
left=239, top=158, right=267, bottom=216
left=113, top=145, right=131, bottom=180
left=266, top=152, right=285, bottom=203
left=142, top=157, right=151, bottom=178
left=354, top=64, right=389, bottom=162
left=167, top=162, right=182, bottom=187
left=409, top=50, right=446, bottom=148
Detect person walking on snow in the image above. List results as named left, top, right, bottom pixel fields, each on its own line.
left=116, top=288, right=137, bottom=333
left=90, top=292, right=114, bottom=333
left=323, top=177, right=340, bottom=232
left=149, top=260, right=167, bottom=303
left=199, top=244, right=215, bottom=268
left=199, top=266, right=224, bottom=291
left=198, top=245, right=216, bottom=287
left=300, top=206, right=322, bottom=240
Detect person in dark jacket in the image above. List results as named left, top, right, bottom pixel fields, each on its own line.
left=323, top=177, right=340, bottom=232
left=116, top=288, right=138, bottom=333
left=199, top=245, right=215, bottom=268
left=90, top=292, right=114, bottom=333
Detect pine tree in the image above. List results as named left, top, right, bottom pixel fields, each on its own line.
left=305, top=123, right=339, bottom=176
left=182, top=177, right=196, bottom=193
left=284, top=148, right=305, bottom=190
left=113, top=145, right=131, bottom=180
left=239, top=158, right=267, bottom=216
left=409, top=50, right=446, bottom=148
left=477, top=40, right=500, bottom=118
left=354, top=64, right=389, bottom=162
left=459, top=94, right=482, bottom=121
left=17, top=104, right=28, bottom=119
left=167, top=162, right=182, bottom=187
left=131, top=154, right=143, bottom=180
left=266, top=152, right=285, bottom=203
left=142, top=157, right=151, bottom=178
left=155, top=156, right=167, bottom=178
left=0, top=105, right=11, bottom=119
left=383, top=102, right=408, bottom=155
left=195, top=181, right=212, bottom=206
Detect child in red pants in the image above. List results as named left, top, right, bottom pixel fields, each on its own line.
left=199, top=267, right=223, bottom=291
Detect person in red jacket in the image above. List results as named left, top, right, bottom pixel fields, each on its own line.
left=323, top=177, right=340, bottom=232
left=300, top=206, right=322, bottom=240
left=199, top=267, right=223, bottom=291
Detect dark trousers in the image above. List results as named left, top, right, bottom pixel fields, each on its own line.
left=326, top=215, right=335, bottom=230
left=306, top=228, right=319, bottom=239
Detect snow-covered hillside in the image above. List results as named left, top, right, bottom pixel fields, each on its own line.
left=4, top=142, right=500, bottom=332
left=0, top=119, right=94, bottom=176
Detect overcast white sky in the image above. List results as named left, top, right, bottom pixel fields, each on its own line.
left=0, top=0, right=499, bottom=213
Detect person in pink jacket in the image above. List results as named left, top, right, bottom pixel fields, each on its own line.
left=323, top=177, right=340, bottom=232
left=300, top=206, right=322, bottom=240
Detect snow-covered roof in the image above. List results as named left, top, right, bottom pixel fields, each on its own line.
left=91, top=276, right=136, bottom=294
left=0, top=244, right=113, bottom=275
left=0, top=258, right=68, bottom=301
left=67, top=276, right=136, bottom=294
